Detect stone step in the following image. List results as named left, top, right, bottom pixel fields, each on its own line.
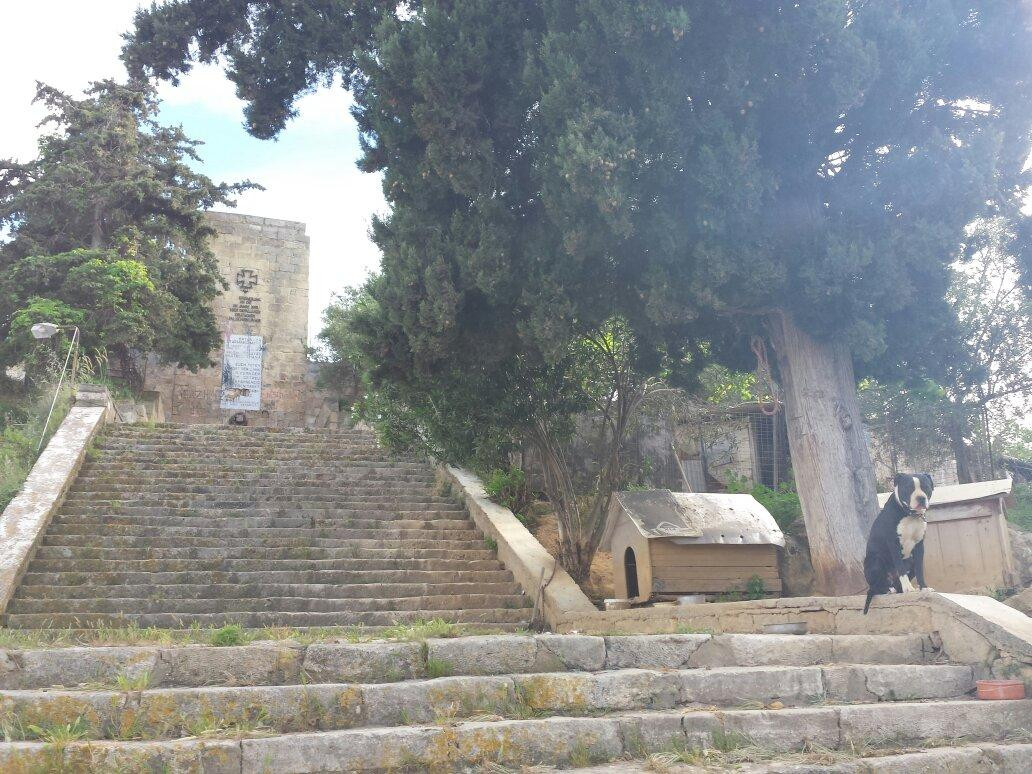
left=87, top=454, right=433, bottom=467
left=22, top=557, right=506, bottom=578
left=56, top=506, right=465, bottom=519
left=7, top=593, right=531, bottom=616
left=568, top=744, right=1032, bottom=773
left=51, top=514, right=474, bottom=530
left=0, top=664, right=976, bottom=743
left=65, top=488, right=453, bottom=503
left=3, top=607, right=532, bottom=629
left=0, top=634, right=936, bottom=691
left=44, top=524, right=482, bottom=541
left=13, top=580, right=521, bottom=602
left=0, top=700, right=1026, bottom=772
left=40, top=534, right=492, bottom=551
left=31, top=545, right=499, bottom=562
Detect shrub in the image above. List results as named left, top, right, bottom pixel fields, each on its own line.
left=1008, top=483, right=1032, bottom=532
left=483, top=467, right=531, bottom=515
left=725, top=474, right=802, bottom=531
left=209, top=624, right=245, bottom=647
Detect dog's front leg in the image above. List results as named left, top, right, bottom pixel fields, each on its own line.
left=912, top=542, right=933, bottom=591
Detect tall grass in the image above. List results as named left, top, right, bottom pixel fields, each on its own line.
left=0, top=380, right=74, bottom=511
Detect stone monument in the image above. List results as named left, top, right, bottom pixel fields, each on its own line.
left=143, top=211, right=348, bottom=427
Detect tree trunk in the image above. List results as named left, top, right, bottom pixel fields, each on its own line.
left=767, top=311, right=878, bottom=596
left=947, top=420, right=974, bottom=484
left=91, top=204, right=104, bottom=249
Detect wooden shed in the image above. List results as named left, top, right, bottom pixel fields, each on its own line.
left=877, top=478, right=1016, bottom=592
left=603, top=489, right=786, bottom=603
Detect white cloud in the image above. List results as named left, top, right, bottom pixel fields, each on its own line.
left=0, top=1, right=146, bottom=161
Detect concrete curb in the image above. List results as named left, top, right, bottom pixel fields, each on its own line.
left=0, top=388, right=111, bottom=619
left=437, top=465, right=596, bottom=627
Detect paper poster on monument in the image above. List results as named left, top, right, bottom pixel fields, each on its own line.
left=220, top=334, right=264, bottom=410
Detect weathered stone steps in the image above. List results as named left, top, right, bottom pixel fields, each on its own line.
left=14, top=579, right=520, bottom=600
left=22, top=558, right=505, bottom=577
left=1, top=700, right=1028, bottom=773
left=30, top=545, right=500, bottom=562
left=4, top=608, right=533, bottom=629
left=7, top=424, right=530, bottom=631
left=39, top=535, right=495, bottom=550
left=8, top=592, right=529, bottom=615
left=0, top=634, right=938, bottom=690
left=0, top=664, right=977, bottom=742
left=44, top=524, right=482, bottom=540
left=51, top=514, right=474, bottom=530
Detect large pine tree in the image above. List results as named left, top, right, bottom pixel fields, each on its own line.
left=0, top=80, right=255, bottom=384
left=125, top=1, right=1032, bottom=593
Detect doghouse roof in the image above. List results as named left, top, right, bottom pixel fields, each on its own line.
left=876, top=478, right=1012, bottom=509
left=603, top=489, right=786, bottom=547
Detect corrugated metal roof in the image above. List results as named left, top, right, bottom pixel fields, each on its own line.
left=877, top=478, right=1012, bottom=509
left=606, top=489, right=785, bottom=546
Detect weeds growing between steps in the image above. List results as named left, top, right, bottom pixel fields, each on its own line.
left=0, top=618, right=524, bottom=650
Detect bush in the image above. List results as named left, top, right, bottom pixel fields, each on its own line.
left=0, top=383, right=73, bottom=511
left=483, top=467, right=531, bottom=516
left=724, top=474, right=802, bottom=531
left=1009, top=483, right=1032, bottom=532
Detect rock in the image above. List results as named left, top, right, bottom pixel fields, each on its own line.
left=838, top=699, right=1032, bottom=744
left=681, top=665, right=823, bottom=706
left=302, top=642, right=424, bottom=683
left=1003, top=586, right=1032, bottom=616
left=0, top=646, right=163, bottom=690
left=828, top=634, right=933, bottom=664
left=603, top=634, right=710, bottom=669
left=162, top=643, right=301, bottom=687
left=779, top=528, right=816, bottom=597
left=688, top=634, right=831, bottom=667
left=861, top=746, right=990, bottom=773
left=534, top=633, right=606, bottom=671
left=720, top=706, right=840, bottom=751
left=361, top=675, right=514, bottom=726
left=1008, top=527, right=1032, bottom=586
left=820, top=665, right=973, bottom=703
left=241, top=726, right=438, bottom=773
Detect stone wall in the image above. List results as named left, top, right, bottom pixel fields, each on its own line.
left=143, top=212, right=348, bottom=427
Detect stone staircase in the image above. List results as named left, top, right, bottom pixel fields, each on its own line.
left=3, top=424, right=531, bottom=630
left=0, top=632, right=1029, bottom=771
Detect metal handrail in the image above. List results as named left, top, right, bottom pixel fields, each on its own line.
left=37, top=327, right=80, bottom=452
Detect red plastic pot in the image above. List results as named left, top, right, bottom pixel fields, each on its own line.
left=976, top=679, right=1026, bottom=701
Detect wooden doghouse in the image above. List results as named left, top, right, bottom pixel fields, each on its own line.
left=877, top=478, right=1016, bottom=592
left=603, top=489, right=786, bottom=603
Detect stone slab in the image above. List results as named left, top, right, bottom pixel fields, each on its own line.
left=0, top=401, right=108, bottom=617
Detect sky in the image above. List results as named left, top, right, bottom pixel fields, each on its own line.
left=0, top=1, right=386, bottom=345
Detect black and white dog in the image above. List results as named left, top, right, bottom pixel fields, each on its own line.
left=863, top=473, right=934, bottom=614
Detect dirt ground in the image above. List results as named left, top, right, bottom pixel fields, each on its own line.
left=531, top=513, right=615, bottom=601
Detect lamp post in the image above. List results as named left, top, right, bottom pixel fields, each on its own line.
left=31, top=323, right=80, bottom=452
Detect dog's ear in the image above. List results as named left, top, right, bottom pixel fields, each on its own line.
left=919, top=473, right=934, bottom=495
left=893, top=473, right=910, bottom=490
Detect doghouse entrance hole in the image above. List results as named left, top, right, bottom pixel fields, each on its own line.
left=624, top=547, right=639, bottom=598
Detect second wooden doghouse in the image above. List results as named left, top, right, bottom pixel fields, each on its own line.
left=603, top=489, right=786, bottom=603
left=876, top=478, right=1016, bottom=592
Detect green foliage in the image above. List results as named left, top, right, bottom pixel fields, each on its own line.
left=128, top=0, right=1032, bottom=575
left=209, top=624, right=245, bottom=647
left=0, top=381, right=73, bottom=511
left=724, top=474, right=802, bottom=532
left=0, top=80, right=256, bottom=384
left=425, top=658, right=453, bottom=679
left=483, top=467, right=530, bottom=515
left=744, top=575, right=766, bottom=601
left=1009, top=484, right=1032, bottom=532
